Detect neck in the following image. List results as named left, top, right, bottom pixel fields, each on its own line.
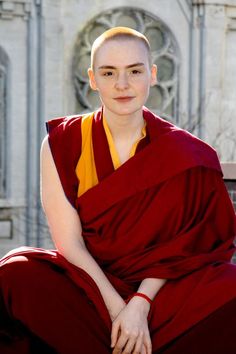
left=103, top=106, right=145, bottom=140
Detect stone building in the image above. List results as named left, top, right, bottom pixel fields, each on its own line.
left=0, top=0, right=236, bottom=256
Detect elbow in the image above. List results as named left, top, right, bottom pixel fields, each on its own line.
left=53, top=237, right=87, bottom=259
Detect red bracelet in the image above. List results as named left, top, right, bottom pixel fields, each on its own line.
left=125, top=292, right=152, bottom=305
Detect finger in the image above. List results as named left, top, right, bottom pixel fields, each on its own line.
left=112, top=347, right=122, bottom=354
left=121, top=336, right=137, bottom=353
left=141, top=344, right=147, bottom=354
left=111, top=322, right=120, bottom=348
left=113, top=332, right=129, bottom=354
left=143, top=334, right=152, bottom=354
left=130, top=332, right=144, bottom=354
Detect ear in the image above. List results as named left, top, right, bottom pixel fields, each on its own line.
left=88, top=68, right=97, bottom=90
left=150, top=64, right=158, bottom=86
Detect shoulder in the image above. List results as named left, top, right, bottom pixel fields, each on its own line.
left=42, top=113, right=96, bottom=209
left=143, top=107, right=222, bottom=173
left=46, top=111, right=96, bottom=151
left=168, top=130, right=222, bottom=174
left=46, top=114, right=83, bottom=136
left=41, top=135, right=54, bottom=163
left=144, top=106, right=216, bottom=153
left=40, top=134, right=49, bottom=156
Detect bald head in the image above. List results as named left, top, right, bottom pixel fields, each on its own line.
left=90, top=27, right=152, bottom=70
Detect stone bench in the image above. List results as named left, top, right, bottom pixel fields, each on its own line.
left=221, top=162, right=236, bottom=211
left=221, top=162, right=236, bottom=263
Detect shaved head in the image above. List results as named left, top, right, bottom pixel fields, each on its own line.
left=91, top=27, right=152, bottom=70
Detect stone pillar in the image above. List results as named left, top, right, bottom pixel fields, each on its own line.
left=194, top=0, right=236, bottom=161
left=0, top=0, right=31, bottom=256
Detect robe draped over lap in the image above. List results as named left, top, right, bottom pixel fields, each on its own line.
left=1, top=106, right=236, bottom=352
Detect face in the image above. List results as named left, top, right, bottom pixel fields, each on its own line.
left=88, top=39, right=157, bottom=118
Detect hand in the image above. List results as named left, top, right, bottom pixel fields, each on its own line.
left=109, top=297, right=127, bottom=322
left=111, top=296, right=152, bottom=354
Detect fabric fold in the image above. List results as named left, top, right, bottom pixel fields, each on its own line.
left=2, top=106, right=235, bottom=351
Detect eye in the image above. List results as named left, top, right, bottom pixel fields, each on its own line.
left=131, top=69, right=141, bottom=75
left=103, top=71, right=113, bottom=76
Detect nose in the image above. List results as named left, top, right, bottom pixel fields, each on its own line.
left=115, top=72, right=129, bottom=90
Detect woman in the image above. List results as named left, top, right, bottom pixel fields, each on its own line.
left=0, top=27, right=236, bottom=354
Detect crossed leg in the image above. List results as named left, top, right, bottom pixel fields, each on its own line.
left=0, top=256, right=112, bottom=354
left=157, top=298, right=236, bottom=354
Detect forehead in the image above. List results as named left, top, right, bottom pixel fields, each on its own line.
left=93, top=38, right=150, bottom=68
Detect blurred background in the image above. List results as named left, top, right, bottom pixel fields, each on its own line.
left=0, top=0, right=235, bottom=256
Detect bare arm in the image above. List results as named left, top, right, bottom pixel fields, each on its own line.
left=40, top=136, right=125, bottom=320
left=137, top=278, right=166, bottom=301
left=129, top=278, right=167, bottom=316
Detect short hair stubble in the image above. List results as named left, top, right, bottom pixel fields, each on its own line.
left=90, top=26, right=152, bottom=70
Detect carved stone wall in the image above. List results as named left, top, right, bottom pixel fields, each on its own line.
left=0, top=0, right=34, bottom=256
left=0, top=0, right=31, bottom=20
left=202, top=3, right=236, bottom=160
left=1, top=0, right=236, bottom=254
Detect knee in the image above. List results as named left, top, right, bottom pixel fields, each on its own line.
left=0, top=257, right=47, bottom=290
left=1, top=255, right=28, bottom=279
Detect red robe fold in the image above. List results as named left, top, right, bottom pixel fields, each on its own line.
left=1, top=106, right=236, bottom=351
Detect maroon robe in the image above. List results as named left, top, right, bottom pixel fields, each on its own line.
left=0, top=106, right=236, bottom=353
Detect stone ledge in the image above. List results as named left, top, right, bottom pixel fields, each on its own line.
left=0, top=0, right=31, bottom=20
left=221, top=162, right=236, bottom=180
left=0, top=198, right=26, bottom=208
left=0, top=220, right=12, bottom=238
left=193, top=0, right=236, bottom=6
left=222, top=163, right=236, bottom=213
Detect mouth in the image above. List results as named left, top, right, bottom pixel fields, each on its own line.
left=113, top=96, right=135, bottom=102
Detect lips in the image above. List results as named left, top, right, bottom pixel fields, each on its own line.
left=114, top=96, right=135, bottom=102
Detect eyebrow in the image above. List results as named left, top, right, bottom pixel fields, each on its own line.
left=98, top=63, right=145, bottom=70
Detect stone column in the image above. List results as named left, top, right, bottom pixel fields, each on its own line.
left=0, top=0, right=31, bottom=256
left=194, top=0, right=236, bottom=161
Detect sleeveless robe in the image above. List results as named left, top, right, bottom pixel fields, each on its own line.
left=0, top=106, right=236, bottom=353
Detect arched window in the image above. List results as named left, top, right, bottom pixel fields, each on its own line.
left=0, top=47, right=8, bottom=198
left=72, top=7, right=180, bottom=122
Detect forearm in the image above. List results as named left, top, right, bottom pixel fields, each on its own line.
left=137, top=277, right=167, bottom=300
left=59, top=243, right=124, bottom=319
left=41, top=138, right=124, bottom=319
left=128, top=278, right=167, bottom=316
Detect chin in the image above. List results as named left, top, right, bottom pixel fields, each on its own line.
left=111, top=105, right=143, bottom=116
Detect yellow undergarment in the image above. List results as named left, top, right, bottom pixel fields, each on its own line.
left=75, top=113, right=146, bottom=197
